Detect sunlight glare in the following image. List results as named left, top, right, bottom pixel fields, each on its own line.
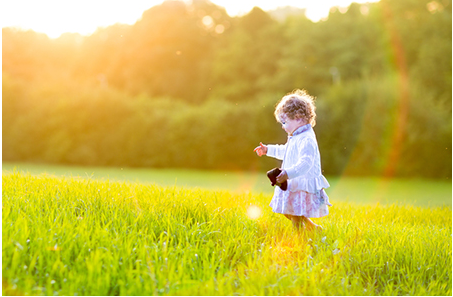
left=2, top=0, right=381, bottom=38
left=247, top=205, right=262, bottom=220
left=202, top=15, right=214, bottom=28
left=215, top=24, right=225, bottom=34
left=211, top=0, right=380, bottom=22
left=1, top=0, right=165, bottom=38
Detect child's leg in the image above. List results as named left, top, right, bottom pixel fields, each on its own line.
left=294, top=216, right=305, bottom=229
left=284, top=214, right=299, bottom=227
left=284, top=215, right=320, bottom=230
left=287, top=215, right=303, bottom=229
left=302, top=216, right=322, bottom=231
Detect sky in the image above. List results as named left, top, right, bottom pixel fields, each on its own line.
left=1, top=0, right=379, bottom=39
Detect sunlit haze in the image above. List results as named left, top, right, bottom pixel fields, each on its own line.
left=2, top=0, right=379, bottom=39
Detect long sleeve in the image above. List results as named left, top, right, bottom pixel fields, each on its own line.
left=285, top=138, right=316, bottom=179
left=281, top=130, right=330, bottom=193
left=268, top=124, right=332, bottom=213
left=266, top=144, right=287, bottom=160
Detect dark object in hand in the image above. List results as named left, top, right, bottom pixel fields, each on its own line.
left=266, top=168, right=287, bottom=191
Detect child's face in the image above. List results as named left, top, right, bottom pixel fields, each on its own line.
left=279, top=114, right=306, bottom=135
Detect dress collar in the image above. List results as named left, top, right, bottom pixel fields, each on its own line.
left=291, top=124, right=311, bottom=136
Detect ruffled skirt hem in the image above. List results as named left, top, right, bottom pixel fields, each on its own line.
left=270, top=188, right=331, bottom=218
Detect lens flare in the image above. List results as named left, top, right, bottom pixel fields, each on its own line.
left=247, top=205, right=262, bottom=219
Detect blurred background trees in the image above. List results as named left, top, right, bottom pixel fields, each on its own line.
left=3, top=0, right=451, bottom=179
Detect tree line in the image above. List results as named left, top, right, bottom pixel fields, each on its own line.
left=3, top=0, right=451, bottom=179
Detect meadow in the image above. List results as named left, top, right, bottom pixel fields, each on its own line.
left=2, top=162, right=452, bottom=207
left=2, top=164, right=452, bottom=295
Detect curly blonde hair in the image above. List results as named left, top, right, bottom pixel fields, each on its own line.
left=274, top=89, right=317, bottom=127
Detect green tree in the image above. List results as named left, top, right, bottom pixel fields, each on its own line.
left=210, top=7, right=286, bottom=102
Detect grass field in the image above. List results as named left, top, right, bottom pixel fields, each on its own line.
left=2, top=165, right=452, bottom=295
left=2, top=162, right=452, bottom=207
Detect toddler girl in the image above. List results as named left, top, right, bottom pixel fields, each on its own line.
left=254, top=89, right=331, bottom=231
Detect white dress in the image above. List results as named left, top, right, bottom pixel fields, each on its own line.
left=266, top=124, right=332, bottom=218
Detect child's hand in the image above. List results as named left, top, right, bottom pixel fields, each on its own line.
left=254, top=142, right=268, bottom=156
left=276, top=170, right=288, bottom=183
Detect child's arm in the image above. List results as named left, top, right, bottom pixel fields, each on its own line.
left=285, top=138, right=316, bottom=179
left=274, top=139, right=315, bottom=188
left=266, top=144, right=287, bottom=160
left=254, top=142, right=287, bottom=160
left=254, top=142, right=268, bottom=156
left=279, top=137, right=330, bottom=193
left=276, top=170, right=288, bottom=183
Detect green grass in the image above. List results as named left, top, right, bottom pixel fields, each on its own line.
left=2, top=162, right=452, bottom=207
left=2, top=170, right=452, bottom=295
